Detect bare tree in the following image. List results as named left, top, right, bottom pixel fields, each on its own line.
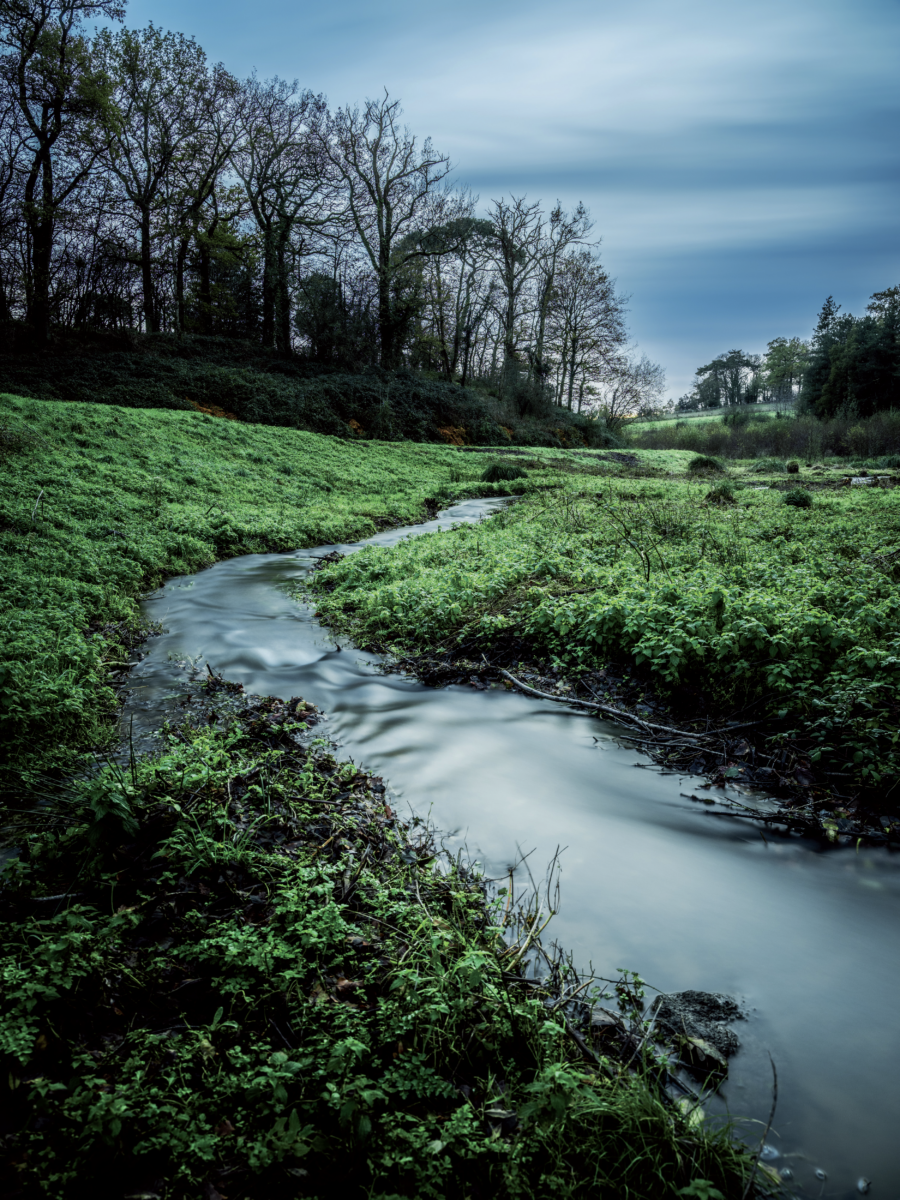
left=323, top=91, right=452, bottom=368
left=531, top=201, right=593, bottom=386
left=548, top=248, right=627, bottom=409
left=233, top=76, right=328, bottom=351
left=484, top=194, right=542, bottom=399
left=0, top=0, right=125, bottom=342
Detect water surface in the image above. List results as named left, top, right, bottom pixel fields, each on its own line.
left=124, top=497, right=900, bottom=1200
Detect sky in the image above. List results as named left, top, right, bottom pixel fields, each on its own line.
left=121, top=0, right=900, bottom=398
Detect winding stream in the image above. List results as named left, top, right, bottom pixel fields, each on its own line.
left=123, top=497, right=900, bottom=1200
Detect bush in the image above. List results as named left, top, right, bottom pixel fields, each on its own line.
left=687, top=455, right=724, bottom=474
left=481, top=459, right=527, bottom=483
left=783, top=487, right=813, bottom=508
left=786, top=460, right=800, bottom=473
left=705, top=482, right=736, bottom=505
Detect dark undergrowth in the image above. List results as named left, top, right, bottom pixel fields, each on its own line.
left=0, top=683, right=764, bottom=1199
left=0, top=328, right=611, bottom=448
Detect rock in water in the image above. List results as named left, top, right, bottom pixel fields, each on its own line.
left=650, top=990, right=742, bottom=1060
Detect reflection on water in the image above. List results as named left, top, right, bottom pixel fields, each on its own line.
left=123, top=498, right=900, bottom=1200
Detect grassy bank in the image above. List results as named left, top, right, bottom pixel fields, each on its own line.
left=0, top=392, right=520, bottom=784
left=0, top=683, right=759, bottom=1198
left=0, top=332, right=611, bottom=448
left=311, top=456, right=900, bottom=806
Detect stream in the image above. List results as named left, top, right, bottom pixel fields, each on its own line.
left=122, top=496, right=900, bottom=1200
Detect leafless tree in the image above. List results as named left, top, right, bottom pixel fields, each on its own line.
left=323, top=91, right=452, bottom=368
left=233, top=76, right=329, bottom=351
left=0, top=0, right=125, bottom=342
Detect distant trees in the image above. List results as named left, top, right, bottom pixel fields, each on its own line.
left=801, top=290, right=900, bottom=417
left=0, top=8, right=663, bottom=412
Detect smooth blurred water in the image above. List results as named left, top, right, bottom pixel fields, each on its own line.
left=123, top=497, right=900, bottom=1200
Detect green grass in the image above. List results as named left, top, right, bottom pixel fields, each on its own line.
left=0, top=393, right=516, bottom=782
left=0, top=686, right=758, bottom=1198
left=312, top=466, right=900, bottom=791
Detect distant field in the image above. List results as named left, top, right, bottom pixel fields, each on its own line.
left=629, top=401, right=795, bottom=432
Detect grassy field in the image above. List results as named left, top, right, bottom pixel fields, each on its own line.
left=312, top=455, right=900, bottom=797
left=0, top=393, right=522, bottom=783
left=0, top=404, right=760, bottom=1196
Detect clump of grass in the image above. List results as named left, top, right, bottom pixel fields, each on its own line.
left=687, top=455, right=725, bottom=474
left=481, top=459, right=527, bottom=483
left=705, top=481, right=736, bottom=505
left=783, top=487, right=813, bottom=508
left=0, top=419, right=41, bottom=461
left=746, top=458, right=787, bottom=474
left=786, top=460, right=800, bottom=474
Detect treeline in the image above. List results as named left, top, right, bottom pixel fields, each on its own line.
left=672, top=286, right=900, bottom=418
left=674, top=340, right=809, bottom=411
left=801, top=290, right=900, bottom=418
left=0, top=0, right=662, bottom=421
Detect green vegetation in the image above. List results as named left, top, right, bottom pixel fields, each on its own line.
left=481, top=459, right=529, bottom=483
left=783, top=488, right=812, bottom=509
left=0, top=335, right=614, bottom=448
left=0, top=392, right=514, bottom=785
left=312, top=464, right=900, bottom=794
left=631, top=408, right=900, bottom=463
left=0, top=679, right=757, bottom=1196
left=687, top=455, right=724, bottom=474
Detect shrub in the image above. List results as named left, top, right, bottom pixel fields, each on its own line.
left=481, top=459, right=527, bottom=483
left=705, top=482, right=736, bottom=505
left=687, top=455, right=724, bottom=474
left=783, top=487, right=812, bottom=508
left=786, top=460, right=800, bottom=473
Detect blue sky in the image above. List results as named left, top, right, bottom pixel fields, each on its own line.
left=122, top=0, right=899, bottom=397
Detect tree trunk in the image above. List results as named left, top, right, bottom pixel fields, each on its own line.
left=24, top=153, right=54, bottom=345
left=378, top=270, right=394, bottom=369
left=140, top=204, right=156, bottom=333
left=261, top=231, right=276, bottom=347
left=175, top=235, right=189, bottom=333
left=197, top=234, right=212, bottom=334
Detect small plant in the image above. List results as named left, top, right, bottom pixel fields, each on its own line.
left=481, top=459, right=527, bottom=483
left=705, top=482, right=735, bottom=505
left=783, top=487, right=812, bottom=508
left=687, top=455, right=724, bottom=474
left=786, top=460, right=800, bottom=473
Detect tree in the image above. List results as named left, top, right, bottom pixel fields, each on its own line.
left=764, top=336, right=808, bottom=403
left=91, top=25, right=216, bottom=333
left=323, top=91, right=452, bottom=368
left=233, top=76, right=328, bottom=352
left=695, top=349, right=756, bottom=406
left=0, top=0, right=124, bottom=342
left=484, top=194, right=543, bottom=400
left=546, top=247, right=626, bottom=410
left=531, top=201, right=593, bottom=387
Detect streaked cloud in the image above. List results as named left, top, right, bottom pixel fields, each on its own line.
left=123, top=0, right=900, bottom=396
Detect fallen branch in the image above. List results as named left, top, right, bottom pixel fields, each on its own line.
left=499, top=670, right=694, bottom=737
left=499, top=670, right=768, bottom=740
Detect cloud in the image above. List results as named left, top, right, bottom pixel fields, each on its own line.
left=124, top=0, right=900, bottom=397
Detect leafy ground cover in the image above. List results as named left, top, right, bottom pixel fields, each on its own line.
left=0, top=392, right=525, bottom=785
left=0, top=681, right=760, bottom=1199
left=311, top=458, right=900, bottom=830
left=0, top=331, right=611, bottom=448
